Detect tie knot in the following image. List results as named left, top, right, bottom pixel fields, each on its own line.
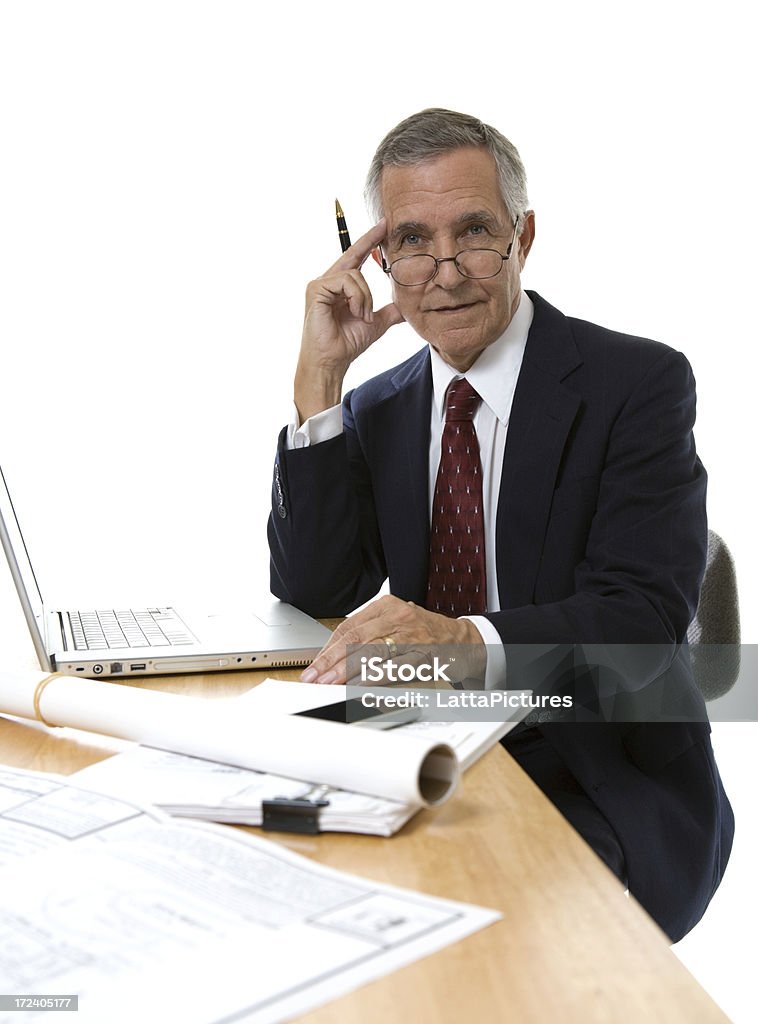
left=445, top=377, right=481, bottom=422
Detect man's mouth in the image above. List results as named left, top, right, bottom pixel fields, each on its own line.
left=427, top=301, right=479, bottom=314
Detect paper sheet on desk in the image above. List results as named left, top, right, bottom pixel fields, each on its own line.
left=0, top=766, right=500, bottom=1024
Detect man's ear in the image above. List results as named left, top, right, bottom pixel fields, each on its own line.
left=517, top=211, right=536, bottom=268
left=370, top=247, right=383, bottom=268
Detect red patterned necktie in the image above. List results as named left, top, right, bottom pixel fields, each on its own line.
left=426, top=377, right=487, bottom=617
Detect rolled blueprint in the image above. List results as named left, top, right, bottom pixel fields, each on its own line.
left=0, top=671, right=458, bottom=806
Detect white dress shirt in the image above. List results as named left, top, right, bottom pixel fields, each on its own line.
left=288, top=291, right=534, bottom=687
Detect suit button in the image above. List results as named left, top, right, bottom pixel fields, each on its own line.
left=278, top=505, right=287, bottom=518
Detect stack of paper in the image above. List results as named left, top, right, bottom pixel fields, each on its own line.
left=75, top=746, right=415, bottom=835
left=72, top=680, right=518, bottom=835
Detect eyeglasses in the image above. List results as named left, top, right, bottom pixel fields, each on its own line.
left=381, top=220, right=520, bottom=287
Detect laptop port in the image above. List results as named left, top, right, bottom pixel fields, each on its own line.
left=110, top=663, right=123, bottom=674
left=130, top=663, right=147, bottom=671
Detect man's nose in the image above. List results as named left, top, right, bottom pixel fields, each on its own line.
left=433, top=255, right=466, bottom=288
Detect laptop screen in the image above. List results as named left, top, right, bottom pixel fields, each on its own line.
left=0, top=464, right=50, bottom=667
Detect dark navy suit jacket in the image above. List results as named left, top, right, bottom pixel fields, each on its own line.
left=269, top=291, right=734, bottom=941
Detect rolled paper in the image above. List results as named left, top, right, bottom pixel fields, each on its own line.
left=0, top=671, right=459, bottom=807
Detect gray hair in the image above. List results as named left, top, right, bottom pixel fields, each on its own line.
left=364, top=108, right=530, bottom=225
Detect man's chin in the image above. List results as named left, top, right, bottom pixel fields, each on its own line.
left=428, top=334, right=491, bottom=373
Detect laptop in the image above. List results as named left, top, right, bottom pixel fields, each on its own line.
left=0, top=463, right=331, bottom=679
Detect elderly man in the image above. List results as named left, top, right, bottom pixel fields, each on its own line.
left=268, top=108, right=733, bottom=941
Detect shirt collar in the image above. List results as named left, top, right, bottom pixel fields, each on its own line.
left=429, top=290, right=534, bottom=424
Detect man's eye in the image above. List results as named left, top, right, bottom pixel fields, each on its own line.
left=467, top=224, right=487, bottom=236
left=401, top=233, right=421, bottom=246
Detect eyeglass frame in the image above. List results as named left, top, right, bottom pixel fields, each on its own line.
left=380, top=217, right=521, bottom=287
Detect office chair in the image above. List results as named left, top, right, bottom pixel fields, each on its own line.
left=687, top=530, right=741, bottom=700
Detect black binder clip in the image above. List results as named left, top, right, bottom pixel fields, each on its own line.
left=261, top=796, right=330, bottom=835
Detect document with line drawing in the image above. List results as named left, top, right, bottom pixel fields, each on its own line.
left=0, top=766, right=500, bottom=1024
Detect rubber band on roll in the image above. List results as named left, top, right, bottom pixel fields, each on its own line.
left=33, top=674, right=61, bottom=727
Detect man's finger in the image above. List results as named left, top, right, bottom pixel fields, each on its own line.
left=373, top=302, right=405, bottom=332
left=302, top=609, right=394, bottom=682
left=318, top=270, right=374, bottom=322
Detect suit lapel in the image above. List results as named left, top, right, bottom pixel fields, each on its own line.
left=496, top=293, right=583, bottom=608
left=371, top=350, right=432, bottom=603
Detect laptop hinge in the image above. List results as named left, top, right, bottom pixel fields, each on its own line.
left=58, top=610, right=75, bottom=653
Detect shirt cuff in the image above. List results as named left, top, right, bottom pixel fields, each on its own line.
left=462, top=615, right=507, bottom=690
left=286, top=403, right=343, bottom=449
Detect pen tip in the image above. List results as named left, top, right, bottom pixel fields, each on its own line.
left=335, top=198, right=344, bottom=217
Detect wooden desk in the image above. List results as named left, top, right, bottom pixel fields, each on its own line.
left=0, top=664, right=728, bottom=1023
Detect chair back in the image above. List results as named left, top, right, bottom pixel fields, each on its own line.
left=687, top=530, right=740, bottom=700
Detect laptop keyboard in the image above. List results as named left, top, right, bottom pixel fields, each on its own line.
left=68, top=608, right=194, bottom=650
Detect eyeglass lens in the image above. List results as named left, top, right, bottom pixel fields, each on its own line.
left=390, top=249, right=505, bottom=286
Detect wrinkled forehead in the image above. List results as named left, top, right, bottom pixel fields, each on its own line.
left=378, top=148, right=508, bottom=230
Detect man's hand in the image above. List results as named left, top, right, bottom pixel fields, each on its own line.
left=300, top=595, right=485, bottom=686
left=294, top=221, right=405, bottom=422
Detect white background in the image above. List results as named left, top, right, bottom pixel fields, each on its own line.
left=0, top=2, right=755, bottom=1019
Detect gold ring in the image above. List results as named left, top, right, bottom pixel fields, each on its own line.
left=382, top=636, right=398, bottom=658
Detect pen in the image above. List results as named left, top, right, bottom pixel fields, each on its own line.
left=335, top=198, right=352, bottom=252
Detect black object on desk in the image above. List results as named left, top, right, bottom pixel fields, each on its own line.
left=262, top=797, right=330, bottom=835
